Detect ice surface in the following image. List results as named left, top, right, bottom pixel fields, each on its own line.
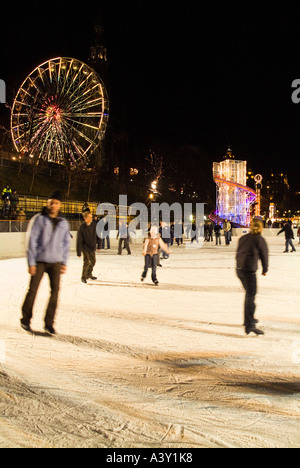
left=0, top=237, right=299, bottom=448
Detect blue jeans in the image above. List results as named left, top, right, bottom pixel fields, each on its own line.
left=142, top=255, right=158, bottom=283
left=225, top=231, right=231, bottom=245
left=285, top=239, right=296, bottom=252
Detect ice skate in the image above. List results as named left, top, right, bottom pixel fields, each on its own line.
left=245, top=327, right=265, bottom=336
left=20, top=322, right=32, bottom=334
left=44, top=326, right=56, bottom=336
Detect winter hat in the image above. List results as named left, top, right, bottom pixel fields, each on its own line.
left=49, top=190, right=63, bottom=202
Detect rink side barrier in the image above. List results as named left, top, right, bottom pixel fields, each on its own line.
left=0, top=229, right=296, bottom=260
left=0, top=230, right=144, bottom=259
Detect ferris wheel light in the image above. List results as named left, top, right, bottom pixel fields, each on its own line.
left=10, top=57, right=109, bottom=167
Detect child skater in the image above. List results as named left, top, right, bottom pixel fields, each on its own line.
left=141, top=226, right=170, bottom=286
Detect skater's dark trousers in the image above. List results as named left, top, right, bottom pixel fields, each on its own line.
left=237, top=269, right=257, bottom=329
left=22, top=262, right=61, bottom=328
left=118, top=238, right=131, bottom=255
left=142, top=254, right=158, bottom=283
left=82, top=250, right=96, bottom=280
left=286, top=239, right=296, bottom=252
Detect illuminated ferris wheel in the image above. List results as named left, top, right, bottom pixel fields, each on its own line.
left=11, top=57, right=109, bottom=167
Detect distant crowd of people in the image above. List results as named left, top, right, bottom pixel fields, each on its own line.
left=204, top=219, right=232, bottom=246
left=1, top=184, right=26, bottom=221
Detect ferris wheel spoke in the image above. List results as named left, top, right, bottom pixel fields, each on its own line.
left=71, top=83, right=100, bottom=108
left=70, top=95, right=103, bottom=110
left=37, top=67, right=47, bottom=87
left=35, top=134, right=51, bottom=159
left=56, top=58, right=62, bottom=91
left=70, top=98, right=104, bottom=114
left=57, top=59, right=74, bottom=99
left=64, top=116, right=100, bottom=133
left=71, top=127, right=96, bottom=147
left=28, top=76, right=45, bottom=97
left=71, top=138, right=87, bottom=158
left=13, top=101, right=44, bottom=114
left=65, top=63, right=84, bottom=96
left=66, top=71, right=94, bottom=103
left=19, top=87, right=34, bottom=99
left=64, top=113, right=104, bottom=119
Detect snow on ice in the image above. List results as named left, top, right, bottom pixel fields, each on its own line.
left=0, top=237, right=299, bottom=448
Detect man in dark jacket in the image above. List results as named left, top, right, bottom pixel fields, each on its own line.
left=277, top=222, right=296, bottom=253
left=214, top=222, right=222, bottom=245
left=236, top=219, right=269, bottom=336
left=77, top=212, right=97, bottom=283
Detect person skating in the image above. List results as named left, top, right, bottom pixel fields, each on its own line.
left=236, top=219, right=269, bottom=336
left=214, top=222, right=222, bottom=245
left=77, top=212, right=97, bottom=284
left=117, top=220, right=131, bottom=255
left=141, top=226, right=170, bottom=286
left=224, top=219, right=232, bottom=245
left=100, top=215, right=111, bottom=250
left=21, top=191, right=70, bottom=335
left=159, top=222, right=171, bottom=258
left=207, top=222, right=214, bottom=242
left=277, top=221, right=296, bottom=253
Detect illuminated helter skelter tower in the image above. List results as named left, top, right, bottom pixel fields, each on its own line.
left=212, top=148, right=257, bottom=227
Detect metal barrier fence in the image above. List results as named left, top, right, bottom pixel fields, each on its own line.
left=17, top=196, right=101, bottom=218
left=1, top=195, right=132, bottom=223
left=0, top=221, right=30, bottom=233
left=0, top=220, right=84, bottom=233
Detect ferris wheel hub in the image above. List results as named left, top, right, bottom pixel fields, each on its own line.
left=46, top=104, right=62, bottom=121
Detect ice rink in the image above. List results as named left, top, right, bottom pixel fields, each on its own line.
left=0, top=236, right=299, bottom=448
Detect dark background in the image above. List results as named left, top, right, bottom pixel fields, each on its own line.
left=1, top=2, right=300, bottom=190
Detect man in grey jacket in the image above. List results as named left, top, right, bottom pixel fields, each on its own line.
left=21, top=191, right=70, bottom=335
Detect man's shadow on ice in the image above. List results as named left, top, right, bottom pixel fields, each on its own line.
left=87, top=280, right=240, bottom=293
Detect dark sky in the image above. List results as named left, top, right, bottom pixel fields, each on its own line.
left=1, top=2, right=300, bottom=188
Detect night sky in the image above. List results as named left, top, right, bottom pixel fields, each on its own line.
left=1, top=2, right=300, bottom=188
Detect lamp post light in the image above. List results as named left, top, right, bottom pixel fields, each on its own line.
left=254, top=174, right=263, bottom=218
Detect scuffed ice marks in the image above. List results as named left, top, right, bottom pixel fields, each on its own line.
left=0, top=372, right=112, bottom=448
left=0, top=239, right=300, bottom=448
